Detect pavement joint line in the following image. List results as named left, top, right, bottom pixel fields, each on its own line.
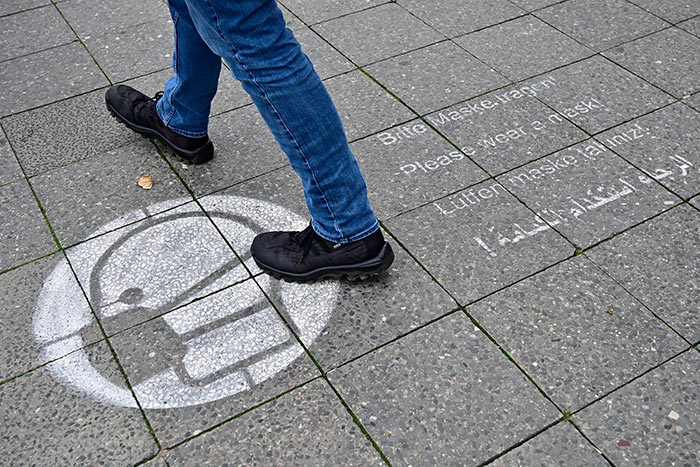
left=322, top=375, right=393, bottom=466
left=190, top=164, right=291, bottom=200
left=0, top=2, right=54, bottom=19
left=0, top=39, right=80, bottom=65
left=583, top=249, right=694, bottom=345
left=62, top=248, right=163, bottom=451
left=560, top=415, right=618, bottom=467
left=478, top=418, right=569, bottom=466
left=0, top=84, right=108, bottom=119
left=280, top=0, right=395, bottom=29
left=623, top=0, right=689, bottom=26
left=51, top=0, right=113, bottom=85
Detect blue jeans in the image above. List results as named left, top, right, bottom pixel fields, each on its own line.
left=157, top=0, right=378, bottom=243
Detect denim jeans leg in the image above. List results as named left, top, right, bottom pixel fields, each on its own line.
left=181, top=0, right=379, bottom=243
left=157, top=0, right=222, bottom=138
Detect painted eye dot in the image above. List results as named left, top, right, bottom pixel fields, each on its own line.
left=118, top=287, right=144, bottom=304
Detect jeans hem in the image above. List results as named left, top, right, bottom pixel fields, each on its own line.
left=312, top=218, right=380, bottom=244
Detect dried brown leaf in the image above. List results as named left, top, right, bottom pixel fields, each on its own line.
left=138, top=174, right=154, bottom=190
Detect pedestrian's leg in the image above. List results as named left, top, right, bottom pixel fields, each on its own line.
left=182, top=0, right=378, bottom=243
left=104, top=0, right=220, bottom=163
left=157, top=0, right=222, bottom=138
left=180, top=0, right=393, bottom=281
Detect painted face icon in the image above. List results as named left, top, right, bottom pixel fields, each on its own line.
left=33, top=196, right=338, bottom=409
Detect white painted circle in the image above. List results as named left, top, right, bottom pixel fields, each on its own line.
left=33, top=196, right=338, bottom=409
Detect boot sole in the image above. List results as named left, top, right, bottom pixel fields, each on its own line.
left=254, top=242, right=395, bottom=283
left=106, top=98, right=214, bottom=164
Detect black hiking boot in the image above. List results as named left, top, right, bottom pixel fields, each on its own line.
left=251, top=224, right=394, bottom=282
left=105, top=85, right=214, bottom=164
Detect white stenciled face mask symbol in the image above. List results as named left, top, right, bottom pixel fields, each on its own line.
left=33, top=196, right=338, bottom=409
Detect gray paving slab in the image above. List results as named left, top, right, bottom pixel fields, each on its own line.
left=576, top=350, right=700, bottom=465
left=166, top=379, right=383, bottom=465
left=294, top=27, right=355, bottom=79
left=522, top=56, right=675, bottom=134
left=596, top=103, right=699, bottom=199
left=31, top=140, right=190, bottom=247
left=0, top=253, right=97, bottom=382
left=65, top=200, right=250, bottom=337
left=425, top=83, right=588, bottom=174
left=628, top=0, right=700, bottom=23
left=165, top=105, right=288, bottom=197
left=604, top=28, right=700, bottom=99
left=507, top=0, right=561, bottom=12
left=0, top=6, right=75, bottom=62
left=692, top=196, right=700, bottom=209
left=535, top=0, right=668, bottom=51
left=57, top=0, right=169, bottom=38
left=364, top=41, right=508, bottom=115
left=109, top=299, right=320, bottom=446
left=313, top=4, right=443, bottom=66
left=329, top=313, right=559, bottom=465
left=399, top=0, right=525, bottom=38
left=499, top=140, right=679, bottom=249
left=325, top=69, right=415, bottom=142
left=0, top=0, right=49, bottom=17
left=685, top=92, right=700, bottom=111
left=280, top=3, right=305, bottom=31
left=0, top=180, right=56, bottom=272
left=0, top=341, right=158, bottom=465
left=281, top=0, right=385, bottom=25
left=1, top=89, right=138, bottom=177
left=84, top=18, right=173, bottom=82
left=468, top=256, right=686, bottom=411
left=677, top=15, right=700, bottom=36
left=350, top=120, right=488, bottom=219
left=586, top=204, right=700, bottom=343
left=490, top=422, right=608, bottom=467
left=384, top=179, right=572, bottom=304
left=0, top=130, right=22, bottom=186
left=0, top=42, right=108, bottom=116
left=455, top=16, right=593, bottom=82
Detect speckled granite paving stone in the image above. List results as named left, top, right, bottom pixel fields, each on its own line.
left=425, top=83, right=587, bottom=174
left=468, top=256, right=686, bottom=411
left=109, top=307, right=320, bottom=446
left=0, top=254, right=98, bottom=382
left=325, top=69, right=415, bottom=141
left=0, top=180, right=56, bottom=271
left=0, top=130, right=22, bottom=186
left=535, top=0, right=668, bottom=52
left=166, top=105, right=287, bottom=197
left=628, top=0, right=700, bottom=23
left=0, top=342, right=158, bottom=465
left=281, top=0, right=385, bottom=25
left=0, top=0, right=48, bottom=17
left=586, top=205, right=700, bottom=343
left=294, top=27, right=354, bottom=79
left=364, top=41, right=508, bottom=115
left=522, top=56, right=674, bottom=134
left=84, top=18, right=173, bottom=82
left=350, top=120, right=488, bottom=219
left=65, top=200, right=249, bottom=336
left=499, top=140, right=678, bottom=249
left=604, top=28, right=700, bottom=99
left=329, top=313, right=558, bottom=465
left=1, top=89, right=138, bottom=176
left=313, top=4, right=443, bottom=66
left=685, top=92, right=700, bottom=111
left=0, top=42, right=108, bottom=115
left=280, top=4, right=304, bottom=31
left=507, top=0, right=561, bottom=12
left=677, top=16, right=700, bottom=36
left=167, top=379, right=383, bottom=466
left=596, top=103, right=699, bottom=199
left=455, top=16, right=593, bottom=82
left=57, top=0, right=169, bottom=38
left=31, top=140, right=189, bottom=247
left=490, top=422, right=607, bottom=467
left=399, top=0, right=524, bottom=38
left=384, top=179, right=572, bottom=304
left=0, top=6, right=75, bottom=61
left=577, top=350, right=700, bottom=466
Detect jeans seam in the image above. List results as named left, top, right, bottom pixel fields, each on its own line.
left=162, top=12, right=182, bottom=125
left=203, top=0, right=345, bottom=240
